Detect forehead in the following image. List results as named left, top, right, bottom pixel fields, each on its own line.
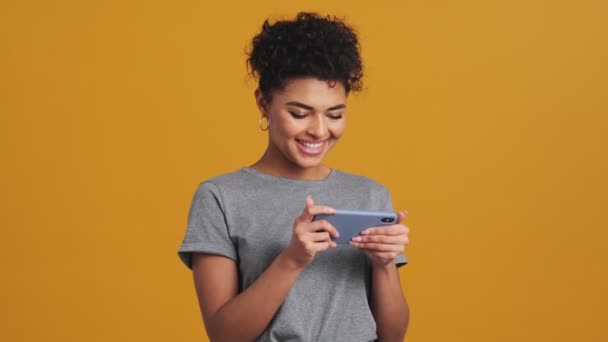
left=273, top=77, right=346, bottom=107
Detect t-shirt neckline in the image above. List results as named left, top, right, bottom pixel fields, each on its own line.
left=241, top=166, right=337, bottom=184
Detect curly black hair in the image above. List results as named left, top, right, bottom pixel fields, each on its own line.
left=247, top=12, right=363, bottom=102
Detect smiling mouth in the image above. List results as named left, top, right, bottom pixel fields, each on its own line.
left=296, top=139, right=327, bottom=155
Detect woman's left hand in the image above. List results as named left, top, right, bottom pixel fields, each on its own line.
left=350, top=210, right=410, bottom=267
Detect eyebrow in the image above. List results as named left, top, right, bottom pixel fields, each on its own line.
left=286, top=101, right=346, bottom=111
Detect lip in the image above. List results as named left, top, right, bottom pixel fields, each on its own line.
left=295, top=139, right=327, bottom=156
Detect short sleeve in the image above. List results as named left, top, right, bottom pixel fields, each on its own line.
left=177, top=181, right=237, bottom=270
left=378, top=186, right=409, bottom=268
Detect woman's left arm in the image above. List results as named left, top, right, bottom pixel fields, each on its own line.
left=350, top=211, right=410, bottom=342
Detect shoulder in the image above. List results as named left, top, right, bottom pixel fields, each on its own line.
left=189, top=168, right=248, bottom=202
left=332, top=168, right=390, bottom=194
left=195, top=167, right=257, bottom=192
left=329, top=169, right=393, bottom=211
left=205, top=167, right=251, bottom=186
left=191, top=168, right=271, bottom=208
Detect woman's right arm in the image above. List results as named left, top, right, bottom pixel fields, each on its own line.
left=192, top=196, right=338, bottom=342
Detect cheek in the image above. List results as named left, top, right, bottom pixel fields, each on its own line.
left=329, top=121, right=346, bottom=139
left=270, top=116, right=301, bottom=140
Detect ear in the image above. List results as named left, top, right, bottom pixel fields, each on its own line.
left=254, top=88, right=268, bottom=116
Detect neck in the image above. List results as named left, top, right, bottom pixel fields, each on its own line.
left=251, top=146, right=331, bottom=181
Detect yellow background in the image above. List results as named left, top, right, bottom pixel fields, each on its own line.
left=1, top=0, right=607, bottom=341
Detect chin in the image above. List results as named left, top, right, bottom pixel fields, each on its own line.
left=286, top=157, right=319, bottom=169
left=288, top=154, right=326, bottom=170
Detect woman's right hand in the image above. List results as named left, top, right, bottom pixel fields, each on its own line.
left=283, top=195, right=339, bottom=268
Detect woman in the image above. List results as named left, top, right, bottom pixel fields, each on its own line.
left=178, top=12, right=410, bottom=342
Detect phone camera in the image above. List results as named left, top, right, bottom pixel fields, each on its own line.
left=381, top=217, right=395, bottom=223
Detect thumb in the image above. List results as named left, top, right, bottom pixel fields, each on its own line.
left=299, top=195, right=315, bottom=221
left=396, top=210, right=408, bottom=224
left=306, top=195, right=315, bottom=208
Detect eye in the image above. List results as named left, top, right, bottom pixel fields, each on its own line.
left=327, top=113, right=344, bottom=120
left=289, top=112, right=308, bottom=119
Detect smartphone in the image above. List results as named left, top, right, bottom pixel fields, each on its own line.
left=312, top=209, right=398, bottom=244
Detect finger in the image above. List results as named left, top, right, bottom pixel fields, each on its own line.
left=352, top=234, right=408, bottom=245
left=310, top=231, right=331, bottom=242
left=298, top=195, right=335, bottom=222
left=361, top=225, right=409, bottom=236
left=296, top=195, right=315, bottom=222
left=309, top=239, right=335, bottom=253
left=396, top=210, right=407, bottom=224
left=305, top=195, right=314, bottom=214
left=309, top=220, right=339, bottom=238
left=350, top=241, right=405, bottom=253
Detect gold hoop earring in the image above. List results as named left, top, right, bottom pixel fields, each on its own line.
left=259, top=116, right=270, bottom=131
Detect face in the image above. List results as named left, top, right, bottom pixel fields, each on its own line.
left=256, top=77, right=347, bottom=172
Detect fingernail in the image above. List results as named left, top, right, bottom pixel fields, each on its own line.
left=361, top=229, right=369, bottom=235
left=352, top=236, right=362, bottom=242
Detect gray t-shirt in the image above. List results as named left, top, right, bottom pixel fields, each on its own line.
left=178, top=167, right=407, bottom=342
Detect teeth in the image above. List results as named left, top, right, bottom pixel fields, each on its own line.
left=300, top=141, right=323, bottom=149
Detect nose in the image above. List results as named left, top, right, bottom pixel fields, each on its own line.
left=306, top=114, right=327, bottom=139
